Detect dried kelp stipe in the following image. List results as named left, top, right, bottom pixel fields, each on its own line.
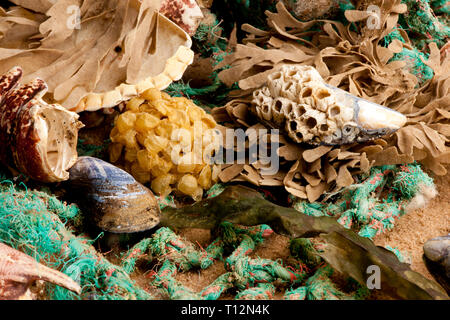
left=159, top=185, right=448, bottom=299
left=0, top=242, right=81, bottom=300
left=215, top=0, right=450, bottom=176
left=0, top=1, right=195, bottom=112
left=0, top=182, right=153, bottom=300
left=0, top=66, right=83, bottom=182
left=293, top=164, right=437, bottom=239
left=251, top=65, right=406, bottom=145
left=109, top=88, right=221, bottom=201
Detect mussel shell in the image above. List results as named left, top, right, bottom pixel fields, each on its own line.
left=67, top=156, right=160, bottom=233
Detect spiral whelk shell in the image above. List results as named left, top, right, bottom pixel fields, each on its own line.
left=0, top=66, right=83, bottom=182
left=251, top=65, right=407, bottom=145
left=67, top=156, right=161, bottom=234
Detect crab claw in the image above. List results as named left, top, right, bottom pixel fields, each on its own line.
left=0, top=242, right=81, bottom=300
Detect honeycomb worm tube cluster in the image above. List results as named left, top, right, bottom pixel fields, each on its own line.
left=252, top=65, right=407, bottom=145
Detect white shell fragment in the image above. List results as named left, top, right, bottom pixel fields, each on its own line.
left=251, top=65, right=407, bottom=145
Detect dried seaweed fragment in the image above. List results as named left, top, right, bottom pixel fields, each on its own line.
left=0, top=1, right=195, bottom=112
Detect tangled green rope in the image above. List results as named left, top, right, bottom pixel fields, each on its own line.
left=122, top=221, right=369, bottom=300
left=286, top=238, right=370, bottom=300
left=400, top=0, right=450, bottom=49
left=431, top=0, right=450, bottom=14
left=292, top=163, right=435, bottom=239
left=383, top=28, right=435, bottom=85
left=0, top=162, right=429, bottom=300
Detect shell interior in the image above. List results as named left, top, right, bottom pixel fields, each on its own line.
left=34, top=101, right=82, bottom=181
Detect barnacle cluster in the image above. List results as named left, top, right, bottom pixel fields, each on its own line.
left=110, top=88, right=221, bottom=200
left=252, top=65, right=357, bottom=145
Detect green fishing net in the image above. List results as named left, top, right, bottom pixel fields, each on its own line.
left=399, top=0, right=450, bottom=48
left=0, top=181, right=152, bottom=300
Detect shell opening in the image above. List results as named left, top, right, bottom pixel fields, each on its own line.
left=283, top=82, right=293, bottom=91
left=306, top=117, right=317, bottom=128
left=295, top=105, right=306, bottom=116
left=302, top=87, right=312, bottom=98
left=289, top=120, right=297, bottom=131
left=343, top=125, right=355, bottom=135
left=330, top=106, right=340, bottom=117
left=269, top=72, right=282, bottom=81
left=274, top=99, right=283, bottom=112
left=320, top=124, right=328, bottom=132
left=283, top=102, right=293, bottom=114
left=253, top=92, right=265, bottom=105
left=35, top=102, right=81, bottom=180
left=316, top=88, right=331, bottom=99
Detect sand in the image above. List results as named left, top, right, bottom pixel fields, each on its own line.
left=373, top=166, right=450, bottom=280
